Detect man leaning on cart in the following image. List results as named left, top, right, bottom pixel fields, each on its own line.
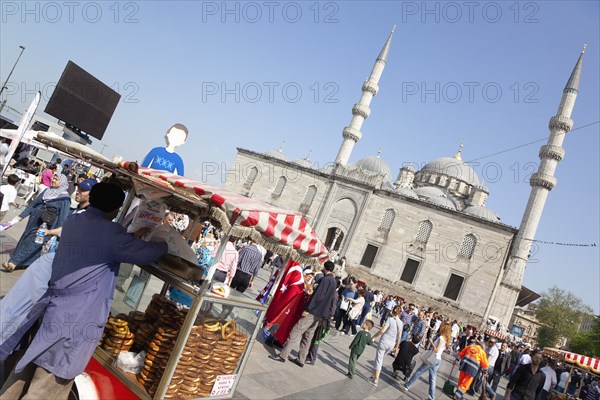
left=0, top=182, right=168, bottom=400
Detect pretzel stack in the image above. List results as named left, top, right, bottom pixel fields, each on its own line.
left=102, top=317, right=135, bottom=356
left=138, top=297, right=189, bottom=396
left=162, top=318, right=248, bottom=399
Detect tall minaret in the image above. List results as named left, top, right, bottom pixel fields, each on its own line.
left=334, top=26, right=395, bottom=166
left=489, top=45, right=586, bottom=326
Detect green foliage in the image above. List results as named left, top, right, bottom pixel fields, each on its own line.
left=534, top=286, right=593, bottom=347
left=537, top=325, right=559, bottom=348
left=569, top=317, right=600, bottom=357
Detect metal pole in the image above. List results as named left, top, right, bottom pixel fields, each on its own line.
left=0, top=46, right=26, bottom=97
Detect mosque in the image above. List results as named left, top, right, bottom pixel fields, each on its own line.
left=224, top=29, right=586, bottom=329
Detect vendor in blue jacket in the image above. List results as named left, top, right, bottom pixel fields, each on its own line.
left=0, top=182, right=168, bottom=399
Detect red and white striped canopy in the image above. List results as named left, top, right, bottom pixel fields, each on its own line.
left=563, top=351, right=600, bottom=375
left=29, top=134, right=328, bottom=263
left=485, top=329, right=507, bottom=341
left=137, top=167, right=328, bottom=262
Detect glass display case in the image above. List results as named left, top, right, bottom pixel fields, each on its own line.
left=93, top=259, right=266, bottom=399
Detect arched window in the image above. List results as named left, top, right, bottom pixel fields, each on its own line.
left=273, top=176, right=287, bottom=196
left=459, top=234, right=477, bottom=258
left=302, top=185, right=317, bottom=207
left=245, top=166, right=258, bottom=188
left=415, top=220, right=433, bottom=243
left=379, top=209, right=395, bottom=232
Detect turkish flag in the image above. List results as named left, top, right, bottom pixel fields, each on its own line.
left=264, top=261, right=308, bottom=343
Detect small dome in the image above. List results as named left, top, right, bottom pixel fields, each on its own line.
left=427, top=196, right=457, bottom=210
left=293, top=158, right=313, bottom=169
left=419, top=157, right=482, bottom=186
left=320, top=164, right=334, bottom=174
left=352, top=155, right=392, bottom=182
left=414, top=186, right=447, bottom=199
left=414, top=186, right=457, bottom=210
left=395, top=187, right=419, bottom=199
left=265, top=148, right=287, bottom=161
left=464, top=205, right=500, bottom=222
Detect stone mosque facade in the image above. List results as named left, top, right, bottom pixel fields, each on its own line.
left=224, top=30, right=586, bottom=329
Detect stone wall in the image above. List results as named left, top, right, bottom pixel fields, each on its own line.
left=345, top=263, right=485, bottom=327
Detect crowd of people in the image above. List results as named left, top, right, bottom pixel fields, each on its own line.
left=261, top=271, right=600, bottom=400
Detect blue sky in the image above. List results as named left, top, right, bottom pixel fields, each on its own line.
left=2, top=1, right=599, bottom=313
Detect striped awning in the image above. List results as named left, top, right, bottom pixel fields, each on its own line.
left=485, top=329, right=507, bottom=341
left=31, top=133, right=329, bottom=264
left=563, top=351, right=600, bottom=375
left=137, top=167, right=328, bottom=264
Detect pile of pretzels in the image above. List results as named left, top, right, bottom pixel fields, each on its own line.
left=163, top=318, right=248, bottom=399
left=101, top=316, right=135, bottom=356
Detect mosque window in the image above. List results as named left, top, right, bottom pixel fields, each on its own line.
left=244, top=166, right=259, bottom=189
left=379, top=209, right=396, bottom=232
left=301, top=185, right=317, bottom=207
left=400, top=258, right=420, bottom=284
left=360, top=244, right=379, bottom=268
left=459, top=234, right=477, bottom=259
left=443, top=273, right=465, bottom=301
left=273, top=176, right=287, bottom=197
left=415, top=220, right=433, bottom=243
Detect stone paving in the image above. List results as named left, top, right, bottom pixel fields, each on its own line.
left=0, top=203, right=510, bottom=400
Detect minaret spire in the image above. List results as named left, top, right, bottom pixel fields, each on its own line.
left=334, top=26, right=395, bottom=166
left=488, top=47, right=586, bottom=327
left=564, top=44, right=586, bottom=93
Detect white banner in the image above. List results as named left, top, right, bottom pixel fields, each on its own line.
left=1, top=91, right=41, bottom=177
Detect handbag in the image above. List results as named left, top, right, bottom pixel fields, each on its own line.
left=339, top=298, right=350, bottom=311
left=39, top=205, right=59, bottom=225
left=419, top=348, right=437, bottom=365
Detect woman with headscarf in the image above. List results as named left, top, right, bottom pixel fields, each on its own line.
left=2, top=173, right=71, bottom=271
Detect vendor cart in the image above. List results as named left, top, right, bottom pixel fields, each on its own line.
left=543, top=347, right=600, bottom=400
left=35, top=133, right=328, bottom=400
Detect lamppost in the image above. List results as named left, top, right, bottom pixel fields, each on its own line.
left=100, top=143, right=108, bottom=155
left=0, top=45, right=26, bottom=97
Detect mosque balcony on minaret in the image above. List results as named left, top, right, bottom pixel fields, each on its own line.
left=342, top=126, right=362, bottom=142
left=362, top=80, right=379, bottom=96
left=539, top=145, right=565, bottom=162
left=352, top=103, right=371, bottom=119
left=548, top=115, right=574, bottom=132
left=530, top=173, right=557, bottom=190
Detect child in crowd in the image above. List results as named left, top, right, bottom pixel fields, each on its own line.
left=0, top=174, right=20, bottom=220
left=346, top=320, right=374, bottom=379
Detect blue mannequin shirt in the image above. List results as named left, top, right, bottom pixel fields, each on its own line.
left=142, top=147, right=185, bottom=175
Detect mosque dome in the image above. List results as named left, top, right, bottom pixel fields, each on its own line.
left=293, top=158, right=313, bottom=169
left=418, top=157, right=481, bottom=186
left=320, top=164, right=334, bottom=174
left=395, top=187, right=419, bottom=199
left=414, top=186, right=447, bottom=199
left=463, top=205, right=501, bottom=222
left=351, top=154, right=392, bottom=182
left=265, top=147, right=287, bottom=161
left=427, top=196, right=457, bottom=210
left=414, top=186, right=457, bottom=210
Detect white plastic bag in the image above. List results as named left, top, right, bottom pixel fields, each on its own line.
left=116, top=351, right=146, bottom=374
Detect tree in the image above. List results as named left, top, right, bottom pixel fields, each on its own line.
left=534, top=286, right=593, bottom=348
left=569, top=316, right=600, bottom=357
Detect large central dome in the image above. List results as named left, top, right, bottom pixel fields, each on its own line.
left=419, top=157, right=482, bottom=186
left=352, top=155, right=392, bottom=182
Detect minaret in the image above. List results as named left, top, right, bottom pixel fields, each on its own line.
left=489, top=45, right=586, bottom=326
left=334, top=26, right=395, bottom=166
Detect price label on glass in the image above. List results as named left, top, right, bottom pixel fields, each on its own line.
left=210, top=374, right=237, bottom=396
